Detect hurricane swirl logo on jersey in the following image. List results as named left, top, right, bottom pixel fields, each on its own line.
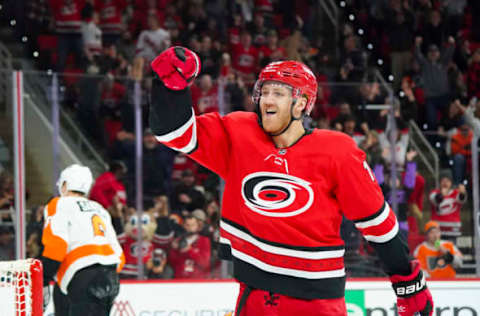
left=241, top=172, right=314, bottom=217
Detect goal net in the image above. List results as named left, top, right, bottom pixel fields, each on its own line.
left=0, top=259, right=43, bottom=316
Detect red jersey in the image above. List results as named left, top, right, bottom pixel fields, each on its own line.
left=231, top=43, right=258, bottom=76
left=429, top=188, right=466, bottom=236
left=228, top=28, right=241, bottom=48
left=190, top=84, right=219, bottom=114
left=89, top=171, right=127, bottom=208
left=49, top=0, right=84, bottom=33
left=117, top=234, right=153, bottom=278
left=168, top=234, right=211, bottom=279
left=259, top=45, right=287, bottom=61
left=94, top=0, right=127, bottom=35
left=154, top=109, right=398, bottom=299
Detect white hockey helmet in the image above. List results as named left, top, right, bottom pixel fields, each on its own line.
left=56, top=164, right=93, bottom=196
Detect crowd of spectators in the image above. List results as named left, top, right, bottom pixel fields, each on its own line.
left=1, top=0, right=479, bottom=279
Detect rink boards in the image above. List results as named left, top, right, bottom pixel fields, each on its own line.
left=43, top=279, right=480, bottom=316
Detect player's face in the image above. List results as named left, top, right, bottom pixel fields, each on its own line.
left=259, top=82, right=294, bottom=134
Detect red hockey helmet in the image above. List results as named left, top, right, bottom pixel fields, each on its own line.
left=253, top=61, right=318, bottom=115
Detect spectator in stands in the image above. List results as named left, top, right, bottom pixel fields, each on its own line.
left=27, top=205, right=45, bottom=242
left=248, top=11, right=268, bottom=47
left=26, top=206, right=45, bottom=259
left=455, top=97, right=480, bottom=137
left=99, top=73, right=127, bottom=146
left=90, top=161, right=128, bottom=209
left=197, top=35, right=222, bottom=78
left=438, top=99, right=465, bottom=136
left=97, top=43, right=123, bottom=75
left=48, top=0, right=84, bottom=73
left=258, top=30, right=287, bottom=67
left=414, top=221, right=462, bottom=278
left=191, top=209, right=210, bottom=238
left=225, top=72, right=248, bottom=112
left=231, top=31, right=259, bottom=82
left=441, top=0, right=467, bottom=37
left=467, top=49, right=480, bottom=99
left=375, top=150, right=418, bottom=239
left=151, top=194, right=184, bottom=250
left=421, top=10, right=448, bottom=51
left=0, top=172, right=14, bottom=219
left=81, top=8, right=102, bottom=68
left=360, top=130, right=383, bottom=167
left=330, top=101, right=353, bottom=130
left=163, top=3, right=184, bottom=32
left=340, top=115, right=364, bottom=145
left=170, top=169, right=206, bottom=215
left=414, top=35, right=455, bottom=130
left=353, top=80, right=385, bottom=129
left=94, top=0, right=127, bottom=45
left=168, top=215, right=211, bottom=279
left=379, top=126, right=410, bottom=169
left=147, top=248, right=174, bottom=279
left=429, top=169, right=467, bottom=240
left=450, top=122, right=473, bottom=185
left=399, top=76, right=419, bottom=122
left=135, top=11, right=171, bottom=65
left=227, top=13, right=244, bottom=48
left=0, top=226, right=14, bottom=260
left=191, top=74, right=219, bottom=114
left=386, top=0, right=415, bottom=90
left=142, top=129, right=176, bottom=200
left=341, top=35, right=367, bottom=82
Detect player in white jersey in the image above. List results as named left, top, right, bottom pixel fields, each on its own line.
left=40, top=164, right=125, bottom=316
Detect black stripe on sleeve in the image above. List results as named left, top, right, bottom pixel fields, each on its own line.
left=149, top=78, right=194, bottom=136
left=353, top=201, right=386, bottom=224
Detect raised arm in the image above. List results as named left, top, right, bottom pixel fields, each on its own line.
left=414, top=36, right=427, bottom=67
left=149, top=47, right=232, bottom=178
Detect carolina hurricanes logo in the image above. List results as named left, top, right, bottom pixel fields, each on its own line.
left=241, top=172, right=314, bottom=217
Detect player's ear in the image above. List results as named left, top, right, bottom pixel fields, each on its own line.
left=294, top=96, right=308, bottom=117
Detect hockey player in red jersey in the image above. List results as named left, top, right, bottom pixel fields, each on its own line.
left=149, top=46, right=434, bottom=316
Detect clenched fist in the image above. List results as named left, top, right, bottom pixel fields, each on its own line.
left=151, top=46, right=201, bottom=90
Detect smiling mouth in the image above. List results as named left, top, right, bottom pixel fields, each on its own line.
left=265, top=110, right=277, bottom=116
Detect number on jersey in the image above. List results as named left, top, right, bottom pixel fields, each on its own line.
left=363, top=161, right=375, bottom=182
left=91, top=214, right=106, bottom=237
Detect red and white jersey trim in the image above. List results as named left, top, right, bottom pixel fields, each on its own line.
left=355, top=203, right=391, bottom=229
left=435, top=221, right=462, bottom=227
left=354, top=202, right=399, bottom=243
left=220, top=237, right=345, bottom=279
left=152, top=231, right=174, bottom=245
left=154, top=108, right=197, bottom=153
left=220, top=220, right=345, bottom=260
left=362, top=221, right=399, bottom=243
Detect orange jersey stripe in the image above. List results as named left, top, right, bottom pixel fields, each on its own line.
left=47, top=197, right=60, bottom=216
left=42, top=197, right=68, bottom=262
left=117, top=252, right=125, bottom=273
left=57, top=244, right=115, bottom=285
